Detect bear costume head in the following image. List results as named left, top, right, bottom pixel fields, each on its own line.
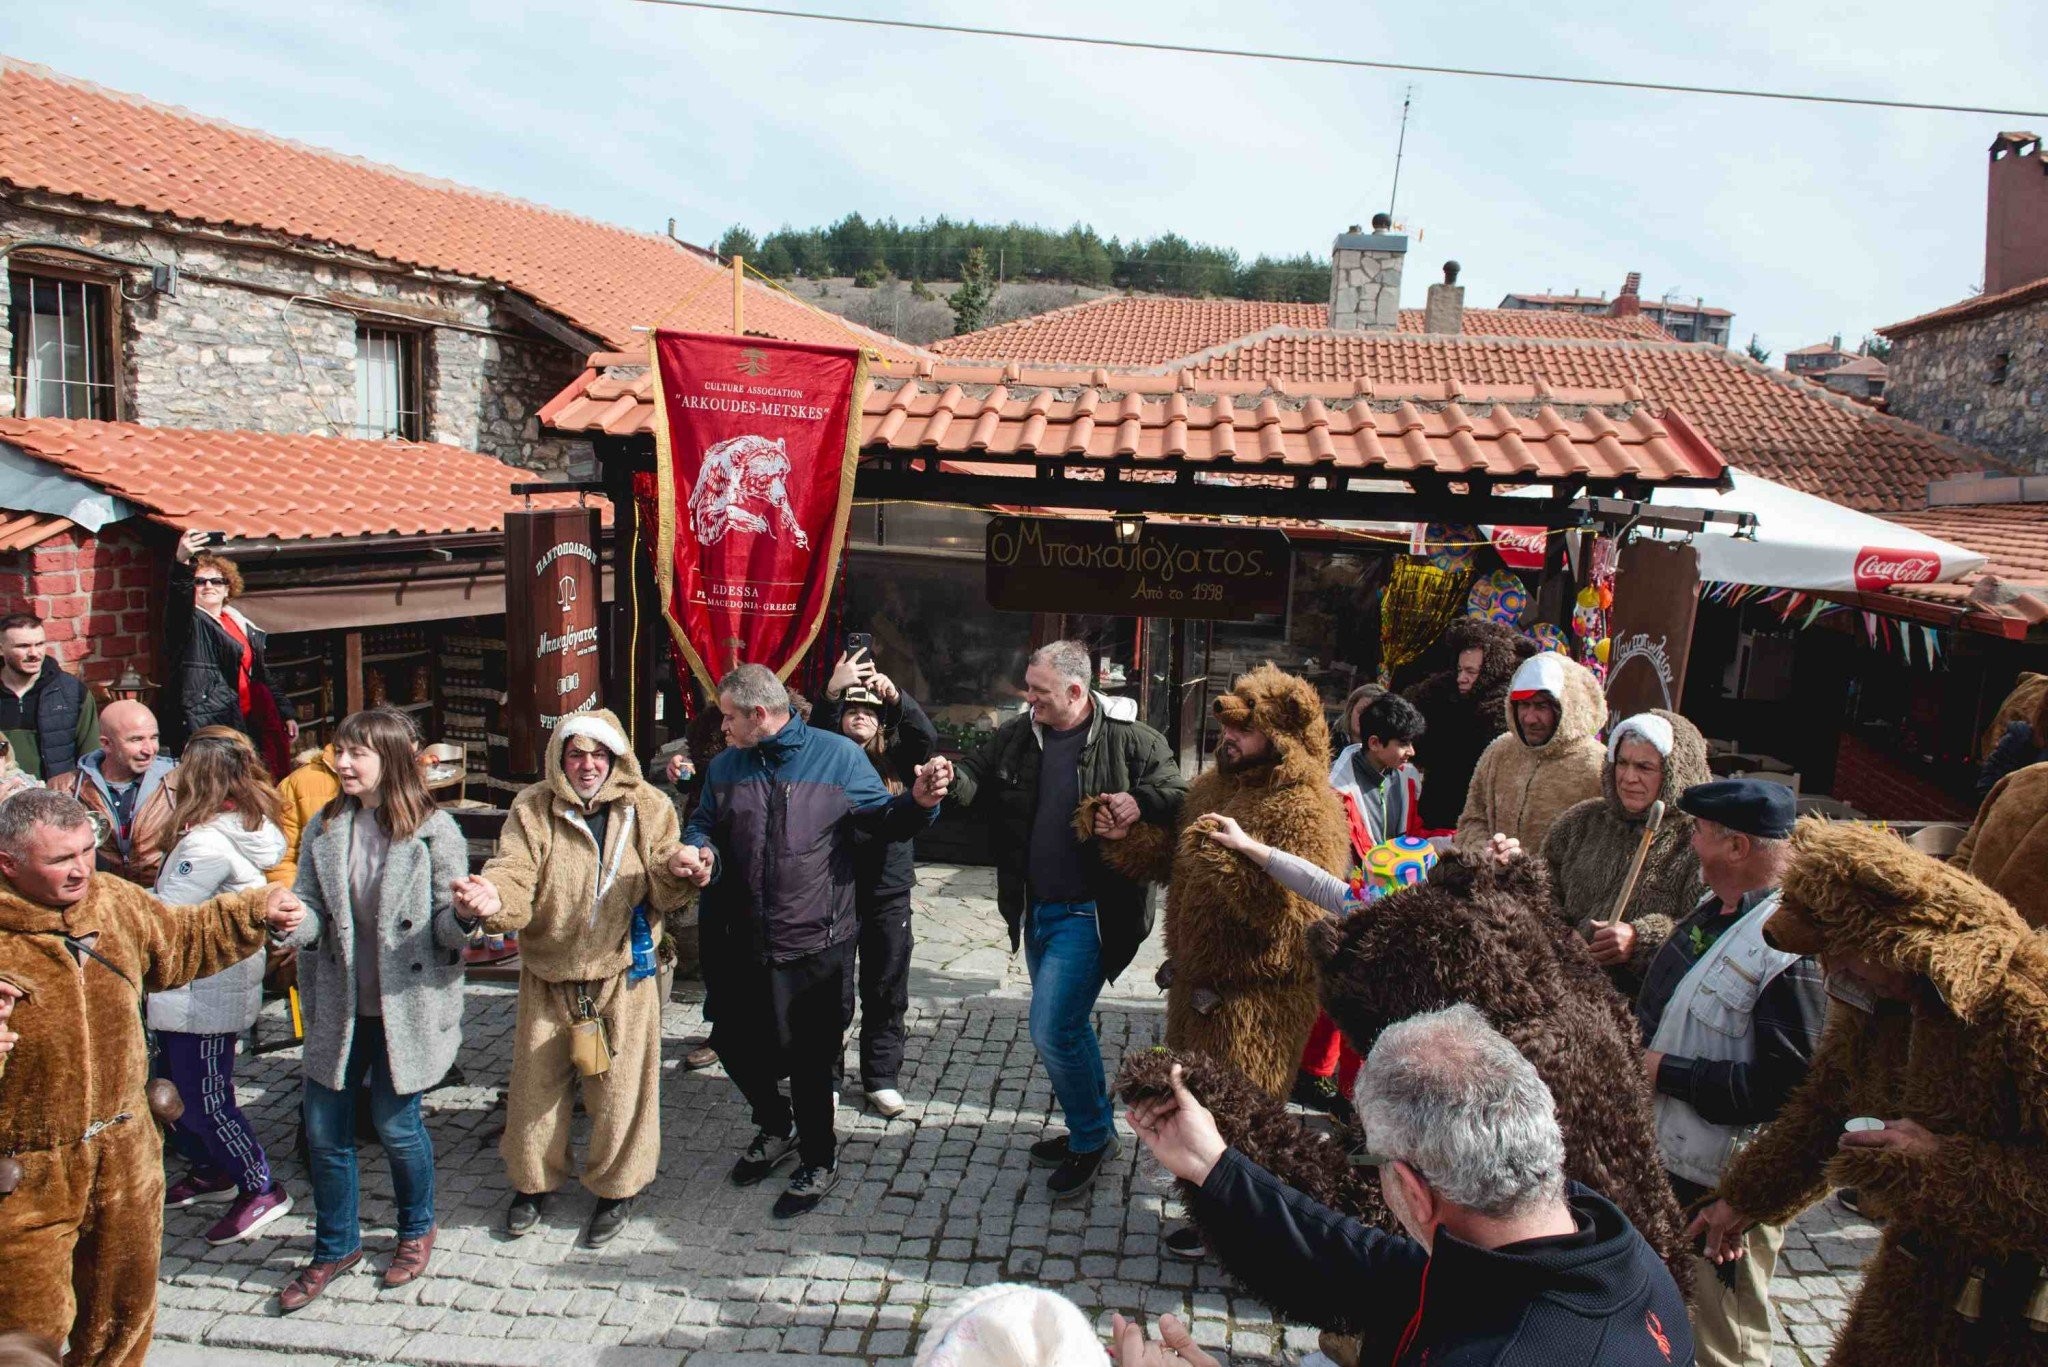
left=1209, top=663, right=1335, bottom=789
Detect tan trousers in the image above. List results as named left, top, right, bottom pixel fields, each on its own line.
left=501, top=969, right=663, bottom=1200
left=1690, top=1219, right=1786, bottom=1367
left=0, top=1118, right=161, bottom=1367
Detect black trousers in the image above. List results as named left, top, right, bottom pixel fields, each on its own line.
left=855, top=892, right=914, bottom=1090
left=711, top=937, right=855, bottom=1169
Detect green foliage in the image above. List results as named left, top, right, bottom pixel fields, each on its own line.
left=949, top=246, right=996, bottom=336
left=735, top=213, right=1327, bottom=302
left=1859, top=333, right=1892, bottom=362
left=715, top=224, right=759, bottom=263
left=1744, top=333, right=1772, bottom=365
left=851, top=266, right=886, bottom=290
left=910, top=277, right=936, bottom=301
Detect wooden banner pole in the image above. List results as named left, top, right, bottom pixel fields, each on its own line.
left=732, top=254, right=745, bottom=335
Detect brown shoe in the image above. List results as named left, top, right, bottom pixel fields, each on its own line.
left=279, top=1249, right=363, bottom=1312
left=684, top=1044, right=719, bottom=1071
left=381, top=1227, right=435, bottom=1288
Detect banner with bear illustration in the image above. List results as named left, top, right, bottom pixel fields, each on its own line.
left=649, top=330, right=868, bottom=690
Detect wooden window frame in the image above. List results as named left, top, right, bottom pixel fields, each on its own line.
left=353, top=322, right=426, bottom=442
left=7, top=261, right=123, bottom=421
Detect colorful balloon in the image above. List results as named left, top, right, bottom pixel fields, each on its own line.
left=1529, top=622, right=1570, bottom=653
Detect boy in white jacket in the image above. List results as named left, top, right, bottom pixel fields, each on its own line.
left=151, top=731, right=293, bottom=1244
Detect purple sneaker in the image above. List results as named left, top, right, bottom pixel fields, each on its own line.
left=165, top=1169, right=237, bottom=1208
left=205, top=1186, right=293, bottom=1245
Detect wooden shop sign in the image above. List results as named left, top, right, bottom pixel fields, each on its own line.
left=1605, top=537, right=1701, bottom=719
left=505, top=506, right=604, bottom=776
left=984, top=515, right=1290, bottom=621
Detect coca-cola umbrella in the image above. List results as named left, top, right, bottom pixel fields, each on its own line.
left=1495, top=469, right=1984, bottom=593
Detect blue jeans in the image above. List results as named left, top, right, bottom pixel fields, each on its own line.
left=302, top=1017, right=436, bottom=1263
left=1024, top=900, right=1114, bottom=1154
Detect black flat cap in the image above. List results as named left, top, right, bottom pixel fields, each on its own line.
left=1678, top=778, right=1797, bottom=840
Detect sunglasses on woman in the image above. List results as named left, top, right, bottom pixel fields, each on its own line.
left=192, top=576, right=229, bottom=587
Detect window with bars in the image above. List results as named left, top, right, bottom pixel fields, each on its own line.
left=354, top=325, right=423, bottom=440
left=8, top=272, right=118, bottom=420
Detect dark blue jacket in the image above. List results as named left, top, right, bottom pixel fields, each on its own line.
left=684, top=714, right=935, bottom=963
left=1196, top=1151, right=1694, bottom=1367
left=812, top=690, right=939, bottom=905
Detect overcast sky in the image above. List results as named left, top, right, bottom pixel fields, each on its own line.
left=5, top=1, right=2040, bottom=353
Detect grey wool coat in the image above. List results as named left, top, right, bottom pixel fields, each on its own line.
left=281, top=805, right=471, bottom=1095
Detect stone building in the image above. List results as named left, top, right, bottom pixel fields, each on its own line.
left=1881, top=132, right=2048, bottom=472
left=1498, top=271, right=1734, bottom=346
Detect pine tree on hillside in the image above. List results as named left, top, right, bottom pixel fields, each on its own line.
left=949, top=247, right=996, bottom=336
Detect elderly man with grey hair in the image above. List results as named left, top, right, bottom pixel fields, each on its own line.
left=675, top=664, right=951, bottom=1219
left=947, top=639, right=1185, bottom=1201
left=1126, top=1004, right=1693, bottom=1367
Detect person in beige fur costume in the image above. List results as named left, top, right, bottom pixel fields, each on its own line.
left=453, top=710, right=694, bottom=1249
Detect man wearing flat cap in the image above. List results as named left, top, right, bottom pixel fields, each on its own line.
left=1630, top=779, right=1827, bottom=1367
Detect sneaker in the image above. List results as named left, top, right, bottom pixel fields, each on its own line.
left=504, top=1191, right=549, bottom=1238
left=381, top=1227, right=435, bottom=1288
left=1291, top=1069, right=1341, bottom=1114
left=584, top=1196, right=634, bottom=1248
left=279, top=1249, right=362, bottom=1313
left=204, top=1186, right=293, bottom=1245
left=1048, top=1136, right=1119, bottom=1201
left=730, top=1129, right=799, bottom=1187
left=1029, top=1134, right=1072, bottom=1168
left=1163, top=1224, right=1207, bottom=1260
left=772, top=1163, right=839, bottom=1219
left=166, top=1169, right=238, bottom=1208
left=866, top=1087, right=907, bottom=1118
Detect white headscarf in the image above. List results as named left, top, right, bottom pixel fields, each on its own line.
left=1606, top=712, right=1675, bottom=762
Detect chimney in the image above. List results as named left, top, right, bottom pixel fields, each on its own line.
left=1424, top=260, right=1464, bottom=335
left=1986, top=131, right=2048, bottom=295
left=1330, top=213, right=1407, bottom=331
left=1609, top=271, right=1643, bottom=318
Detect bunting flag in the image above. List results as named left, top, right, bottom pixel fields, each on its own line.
left=648, top=330, right=868, bottom=689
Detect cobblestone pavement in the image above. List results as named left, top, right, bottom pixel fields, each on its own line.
left=150, top=864, right=1866, bottom=1366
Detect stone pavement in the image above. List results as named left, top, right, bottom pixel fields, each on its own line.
left=149, top=864, right=1868, bottom=1366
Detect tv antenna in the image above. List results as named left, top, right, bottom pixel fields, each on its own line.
left=1387, top=85, right=1414, bottom=220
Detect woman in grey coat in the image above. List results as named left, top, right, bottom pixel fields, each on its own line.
left=274, top=708, right=472, bottom=1312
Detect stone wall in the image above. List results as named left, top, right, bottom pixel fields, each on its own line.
left=0, top=204, right=587, bottom=471
left=1328, top=230, right=1406, bottom=331
left=1885, top=294, right=2048, bottom=471
left=0, top=522, right=160, bottom=689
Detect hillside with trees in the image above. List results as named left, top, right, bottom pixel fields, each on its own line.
left=713, top=214, right=1327, bottom=342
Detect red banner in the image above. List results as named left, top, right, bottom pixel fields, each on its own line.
left=649, top=330, right=867, bottom=690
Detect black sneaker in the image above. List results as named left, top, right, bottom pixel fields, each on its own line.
left=772, top=1163, right=839, bottom=1218
left=1048, top=1136, right=1119, bottom=1201
left=1029, top=1134, right=1072, bottom=1168
left=1163, top=1225, right=1207, bottom=1260
left=731, top=1130, right=799, bottom=1187
left=504, top=1191, right=549, bottom=1238
left=1290, top=1070, right=1341, bottom=1114
left=584, top=1196, right=633, bottom=1248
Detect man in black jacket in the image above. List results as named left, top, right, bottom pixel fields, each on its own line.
left=1126, top=1003, right=1693, bottom=1367
left=949, top=640, right=1186, bottom=1201
left=0, top=614, right=99, bottom=779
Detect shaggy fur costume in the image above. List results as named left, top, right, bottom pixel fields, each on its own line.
left=0, top=874, right=273, bottom=1367
left=1717, top=820, right=2048, bottom=1367
left=1454, top=652, right=1608, bottom=855
left=1540, top=709, right=1710, bottom=995
left=1401, top=620, right=1538, bottom=831
left=1117, top=852, right=1692, bottom=1332
left=1095, top=666, right=1349, bottom=1097
left=1949, top=761, right=2048, bottom=930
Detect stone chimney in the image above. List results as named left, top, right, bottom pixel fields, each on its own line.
left=1330, top=213, right=1406, bottom=331
left=1609, top=270, right=1643, bottom=318
left=1986, top=131, right=2048, bottom=295
left=1423, top=261, right=1464, bottom=335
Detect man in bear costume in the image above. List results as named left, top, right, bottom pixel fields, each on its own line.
left=1096, top=665, right=1349, bottom=1098
left=1697, top=820, right=2048, bottom=1366
left=1118, top=851, right=1690, bottom=1334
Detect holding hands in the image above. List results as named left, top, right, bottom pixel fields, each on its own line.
left=0, top=980, right=22, bottom=1060
left=667, top=844, right=715, bottom=886
left=451, top=874, right=501, bottom=924
left=912, top=756, right=953, bottom=809
left=263, top=884, right=306, bottom=936
left=1092, top=791, right=1141, bottom=841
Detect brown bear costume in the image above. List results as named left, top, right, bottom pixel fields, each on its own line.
left=1096, top=665, right=1349, bottom=1097
left=1118, top=851, right=1690, bottom=1333
left=0, top=871, right=276, bottom=1367
left=1717, top=820, right=2048, bottom=1366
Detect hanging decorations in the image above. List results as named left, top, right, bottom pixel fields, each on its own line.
left=1701, top=581, right=1951, bottom=671
left=1529, top=622, right=1570, bottom=654
left=1466, top=568, right=1528, bottom=626
left=1380, top=557, right=1470, bottom=685
left=1573, top=535, right=1619, bottom=684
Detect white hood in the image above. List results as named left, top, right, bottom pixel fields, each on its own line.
left=207, top=811, right=288, bottom=869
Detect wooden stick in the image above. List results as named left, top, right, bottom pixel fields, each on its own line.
left=1601, top=799, right=1665, bottom=926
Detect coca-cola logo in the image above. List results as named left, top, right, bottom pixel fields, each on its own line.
left=1492, top=525, right=1547, bottom=567
left=1853, top=549, right=1940, bottom=591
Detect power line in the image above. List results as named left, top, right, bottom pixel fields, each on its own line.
left=625, top=0, right=2048, bottom=119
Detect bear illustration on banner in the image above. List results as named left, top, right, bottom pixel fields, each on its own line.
left=689, top=434, right=811, bottom=550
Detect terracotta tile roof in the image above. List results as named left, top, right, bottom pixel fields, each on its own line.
left=1879, top=273, right=2048, bottom=340
left=540, top=356, right=1725, bottom=488
left=929, top=295, right=1670, bottom=365
left=0, top=59, right=918, bottom=361
left=0, top=417, right=602, bottom=542
left=1180, top=331, right=1983, bottom=512
left=1817, top=355, right=1888, bottom=378
left=1887, top=504, right=2048, bottom=594
left=0, top=509, right=76, bottom=552
left=1500, top=294, right=1612, bottom=308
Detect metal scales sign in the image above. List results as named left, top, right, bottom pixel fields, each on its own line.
left=984, top=516, right=1290, bottom=621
